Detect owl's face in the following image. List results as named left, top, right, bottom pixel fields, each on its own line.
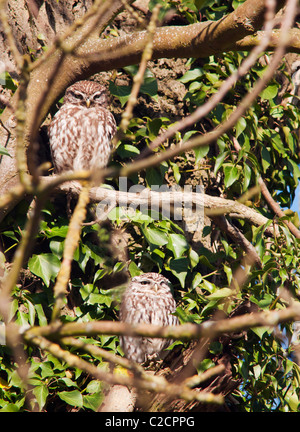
left=63, top=80, right=109, bottom=109
left=130, top=273, right=172, bottom=296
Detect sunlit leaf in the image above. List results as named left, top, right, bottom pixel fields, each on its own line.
left=58, top=390, right=83, bottom=408
left=223, top=164, right=240, bottom=187
left=28, top=253, right=61, bottom=287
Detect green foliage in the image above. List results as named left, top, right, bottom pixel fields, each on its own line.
left=1, top=0, right=300, bottom=412
left=180, top=51, right=300, bottom=204
left=0, top=203, right=124, bottom=411
left=109, top=67, right=158, bottom=106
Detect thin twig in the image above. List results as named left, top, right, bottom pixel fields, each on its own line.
left=27, top=334, right=224, bottom=405
left=138, top=0, right=278, bottom=160
left=183, top=364, right=226, bottom=388
left=212, top=215, right=262, bottom=267
left=61, top=336, right=144, bottom=373
left=116, top=0, right=297, bottom=178
left=27, top=0, right=122, bottom=73
left=0, top=196, right=46, bottom=322
left=51, top=183, right=90, bottom=321
left=231, top=136, right=300, bottom=239
left=15, top=56, right=32, bottom=189
left=114, top=4, right=160, bottom=142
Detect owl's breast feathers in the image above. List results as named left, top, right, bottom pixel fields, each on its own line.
left=48, top=104, right=116, bottom=173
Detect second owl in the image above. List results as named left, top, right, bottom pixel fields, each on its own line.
left=120, top=273, right=179, bottom=364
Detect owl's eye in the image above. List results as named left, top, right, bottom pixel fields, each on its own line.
left=70, top=91, right=84, bottom=100
left=140, top=280, right=150, bottom=285
left=93, top=93, right=103, bottom=100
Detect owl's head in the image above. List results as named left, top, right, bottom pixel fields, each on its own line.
left=130, top=273, right=173, bottom=295
left=63, top=80, right=109, bottom=108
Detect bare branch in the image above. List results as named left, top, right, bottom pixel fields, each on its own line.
left=139, top=0, right=278, bottom=159
left=51, top=183, right=90, bottom=321
left=26, top=334, right=224, bottom=405
left=24, top=301, right=300, bottom=342
left=116, top=4, right=160, bottom=138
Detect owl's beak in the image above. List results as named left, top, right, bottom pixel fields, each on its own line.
left=153, top=283, right=158, bottom=292
left=86, top=98, right=91, bottom=108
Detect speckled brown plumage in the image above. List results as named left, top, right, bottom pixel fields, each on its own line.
left=48, top=80, right=116, bottom=173
left=119, top=273, right=179, bottom=363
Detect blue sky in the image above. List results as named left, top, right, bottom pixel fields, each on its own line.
left=291, top=182, right=300, bottom=214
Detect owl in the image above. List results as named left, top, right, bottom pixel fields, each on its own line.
left=119, top=273, right=179, bottom=364
left=48, top=80, right=117, bottom=173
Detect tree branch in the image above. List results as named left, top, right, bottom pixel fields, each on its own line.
left=51, top=183, right=90, bottom=321
left=25, top=334, right=223, bottom=405
left=0, top=0, right=295, bottom=205
left=235, top=28, right=300, bottom=54
left=23, top=301, right=300, bottom=342
left=41, top=177, right=275, bottom=235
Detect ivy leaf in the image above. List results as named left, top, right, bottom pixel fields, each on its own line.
left=117, top=144, right=140, bottom=159
left=251, top=326, right=270, bottom=339
left=142, top=227, right=168, bottom=246
left=169, top=161, right=181, bottom=183
left=28, top=253, right=61, bottom=287
left=86, top=380, right=102, bottom=393
left=214, top=150, right=229, bottom=175
left=206, top=72, right=220, bottom=85
left=83, top=393, right=103, bottom=411
left=140, top=76, right=158, bottom=100
left=260, top=83, right=278, bottom=101
left=261, top=146, right=271, bottom=172
left=169, top=257, right=188, bottom=287
left=44, top=226, right=68, bottom=238
left=194, top=145, right=209, bottom=163
left=271, top=131, right=287, bottom=156
left=26, top=300, right=36, bottom=326
left=0, top=404, right=20, bottom=412
left=206, top=287, right=233, bottom=300
left=285, top=389, right=300, bottom=411
left=33, top=384, right=49, bottom=411
left=109, top=82, right=131, bottom=106
left=88, top=292, right=112, bottom=307
left=179, top=68, right=203, bottom=83
left=189, top=249, right=199, bottom=268
left=147, top=118, right=163, bottom=141
left=128, top=261, right=143, bottom=277
left=223, top=164, right=240, bottom=187
left=235, top=116, right=247, bottom=138
left=167, top=234, right=189, bottom=259
left=242, top=163, right=252, bottom=191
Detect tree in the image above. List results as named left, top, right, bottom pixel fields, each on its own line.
left=0, top=0, right=300, bottom=412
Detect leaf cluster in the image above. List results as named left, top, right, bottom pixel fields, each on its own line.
left=1, top=0, right=300, bottom=412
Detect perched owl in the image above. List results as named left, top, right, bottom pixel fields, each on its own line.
left=120, top=272, right=179, bottom=364
left=48, top=80, right=117, bottom=173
